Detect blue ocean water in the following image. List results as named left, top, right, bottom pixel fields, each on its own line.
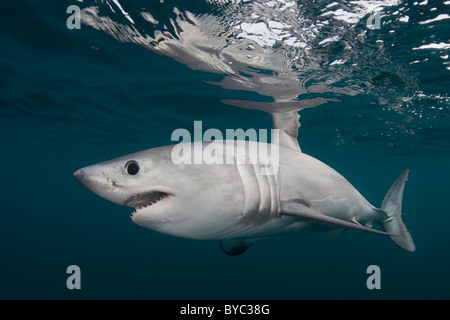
left=0, top=0, right=449, bottom=299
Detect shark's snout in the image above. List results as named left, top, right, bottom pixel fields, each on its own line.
left=73, top=169, right=86, bottom=183
left=73, top=166, right=100, bottom=192
left=73, top=167, right=104, bottom=190
left=73, top=165, right=128, bottom=206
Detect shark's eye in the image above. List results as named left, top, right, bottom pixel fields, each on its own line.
left=125, top=161, right=139, bottom=175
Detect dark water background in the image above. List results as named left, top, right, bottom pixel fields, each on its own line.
left=0, top=0, right=449, bottom=299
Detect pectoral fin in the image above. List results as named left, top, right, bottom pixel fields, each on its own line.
left=220, top=238, right=264, bottom=256
left=281, top=200, right=393, bottom=236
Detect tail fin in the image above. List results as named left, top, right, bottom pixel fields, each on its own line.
left=380, top=169, right=416, bottom=252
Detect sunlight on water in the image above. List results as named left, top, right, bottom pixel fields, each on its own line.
left=74, top=0, right=449, bottom=153
left=0, top=0, right=448, bottom=154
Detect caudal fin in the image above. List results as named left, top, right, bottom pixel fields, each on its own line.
left=380, top=169, right=416, bottom=252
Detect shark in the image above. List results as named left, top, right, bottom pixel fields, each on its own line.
left=74, top=110, right=415, bottom=255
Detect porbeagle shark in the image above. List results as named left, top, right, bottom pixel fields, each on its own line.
left=74, top=109, right=415, bottom=255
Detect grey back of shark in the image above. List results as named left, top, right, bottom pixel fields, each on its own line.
left=74, top=110, right=415, bottom=255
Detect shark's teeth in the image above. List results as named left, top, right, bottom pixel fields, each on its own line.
left=124, top=191, right=170, bottom=209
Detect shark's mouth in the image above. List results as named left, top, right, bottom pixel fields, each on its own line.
left=124, top=191, right=170, bottom=209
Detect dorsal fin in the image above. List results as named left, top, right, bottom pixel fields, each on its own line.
left=222, top=98, right=331, bottom=152
left=271, top=111, right=301, bottom=152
